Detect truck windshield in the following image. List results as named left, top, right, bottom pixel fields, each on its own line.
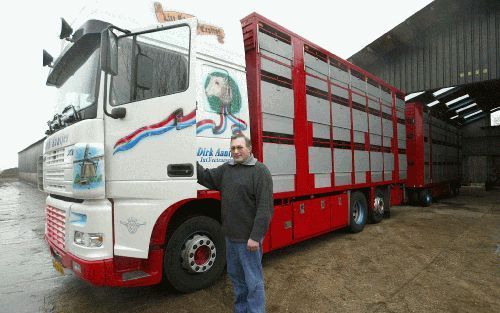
left=54, top=48, right=100, bottom=117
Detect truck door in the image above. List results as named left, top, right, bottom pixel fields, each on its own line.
left=104, top=21, right=197, bottom=201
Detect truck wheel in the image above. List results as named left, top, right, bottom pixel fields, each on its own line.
left=409, top=190, right=419, bottom=205
left=420, top=189, right=432, bottom=207
left=452, top=185, right=460, bottom=196
left=383, top=188, right=391, bottom=218
left=164, top=216, right=225, bottom=293
left=349, top=191, right=368, bottom=233
left=369, top=189, right=385, bottom=224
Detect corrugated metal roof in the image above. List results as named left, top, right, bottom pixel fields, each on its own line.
left=18, top=137, right=46, bottom=154
left=348, top=0, right=499, bottom=93
left=348, top=0, right=500, bottom=125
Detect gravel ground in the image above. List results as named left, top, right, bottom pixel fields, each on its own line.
left=0, top=178, right=498, bottom=313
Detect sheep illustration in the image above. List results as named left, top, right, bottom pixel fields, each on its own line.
left=204, top=72, right=241, bottom=114
left=197, top=72, right=247, bottom=135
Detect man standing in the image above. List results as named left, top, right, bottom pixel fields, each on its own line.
left=197, top=133, right=273, bottom=313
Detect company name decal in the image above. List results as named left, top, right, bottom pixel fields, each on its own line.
left=197, top=147, right=232, bottom=163
left=113, top=109, right=196, bottom=155
left=154, top=2, right=226, bottom=43
left=197, top=147, right=231, bottom=157
left=45, top=134, right=69, bottom=150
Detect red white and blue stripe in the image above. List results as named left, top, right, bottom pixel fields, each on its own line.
left=113, top=109, right=196, bottom=155
left=196, top=107, right=247, bottom=135
left=227, top=112, right=248, bottom=134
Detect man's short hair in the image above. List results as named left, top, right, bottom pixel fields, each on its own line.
left=230, top=133, right=252, bottom=148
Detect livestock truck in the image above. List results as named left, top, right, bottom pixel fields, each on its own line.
left=405, top=101, right=462, bottom=206
left=42, top=6, right=407, bottom=292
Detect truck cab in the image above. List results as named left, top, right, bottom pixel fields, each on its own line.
left=43, top=14, right=249, bottom=291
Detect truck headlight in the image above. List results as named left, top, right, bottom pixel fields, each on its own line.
left=74, top=231, right=103, bottom=247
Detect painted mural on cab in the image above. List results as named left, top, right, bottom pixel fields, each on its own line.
left=73, top=143, right=104, bottom=190
left=196, top=68, right=248, bottom=136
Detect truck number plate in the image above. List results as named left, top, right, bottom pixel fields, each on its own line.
left=52, top=259, right=65, bottom=276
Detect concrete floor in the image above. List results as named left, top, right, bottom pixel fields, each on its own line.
left=0, top=178, right=499, bottom=313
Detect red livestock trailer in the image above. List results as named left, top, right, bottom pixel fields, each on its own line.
left=405, top=101, right=462, bottom=206
left=241, top=13, right=407, bottom=252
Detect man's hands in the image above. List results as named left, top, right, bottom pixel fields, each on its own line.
left=247, top=239, right=260, bottom=252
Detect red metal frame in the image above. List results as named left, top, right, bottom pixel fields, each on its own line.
left=405, top=101, right=461, bottom=197
left=241, top=12, right=406, bottom=193
left=406, top=102, right=425, bottom=187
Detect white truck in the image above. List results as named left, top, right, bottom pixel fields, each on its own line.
left=42, top=2, right=406, bottom=292
left=43, top=4, right=250, bottom=291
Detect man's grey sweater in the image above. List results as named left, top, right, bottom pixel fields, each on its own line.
left=197, top=155, right=274, bottom=242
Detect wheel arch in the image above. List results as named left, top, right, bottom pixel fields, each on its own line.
left=150, top=195, right=221, bottom=247
left=369, top=185, right=391, bottom=222
left=367, top=185, right=393, bottom=208
left=353, top=188, right=371, bottom=205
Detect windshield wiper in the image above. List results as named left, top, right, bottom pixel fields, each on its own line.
left=46, top=114, right=63, bottom=135
left=61, top=104, right=81, bottom=124
left=45, top=105, right=83, bottom=135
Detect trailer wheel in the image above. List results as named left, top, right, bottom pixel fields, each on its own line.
left=383, top=188, right=391, bottom=218
left=164, top=216, right=225, bottom=293
left=369, top=189, right=385, bottom=224
left=409, top=190, right=419, bottom=205
left=349, top=191, right=368, bottom=233
left=420, top=189, right=432, bottom=207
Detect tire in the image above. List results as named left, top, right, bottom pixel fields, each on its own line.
left=452, top=185, right=460, bottom=196
left=419, top=189, right=432, bottom=207
left=349, top=191, right=368, bottom=233
left=369, top=188, right=388, bottom=223
left=383, top=188, right=391, bottom=218
left=164, top=216, right=225, bottom=293
left=409, top=190, right=419, bottom=206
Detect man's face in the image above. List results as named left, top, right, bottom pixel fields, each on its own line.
left=230, top=137, right=251, bottom=163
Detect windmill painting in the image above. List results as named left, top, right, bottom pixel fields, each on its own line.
left=73, top=143, right=104, bottom=190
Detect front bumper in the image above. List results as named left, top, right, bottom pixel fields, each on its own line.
left=47, top=237, right=164, bottom=287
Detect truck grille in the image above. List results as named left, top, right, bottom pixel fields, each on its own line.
left=45, top=169, right=65, bottom=181
left=46, top=205, right=66, bottom=250
left=44, top=146, right=71, bottom=195
left=46, top=148, right=65, bottom=165
left=45, top=169, right=66, bottom=191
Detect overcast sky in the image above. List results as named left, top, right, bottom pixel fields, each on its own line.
left=0, top=0, right=433, bottom=171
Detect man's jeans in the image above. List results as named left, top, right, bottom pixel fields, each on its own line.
left=225, top=238, right=265, bottom=313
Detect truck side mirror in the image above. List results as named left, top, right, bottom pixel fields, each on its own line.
left=100, top=28, right=118, bottom=75
left=43, top=50, right=53, bottom=67
left=59, top=18, right=74, bottom=40
left=136, top=54, right=153, bottom=90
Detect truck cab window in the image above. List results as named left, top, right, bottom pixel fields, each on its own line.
left=110, top=25, right=190, bottom=106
